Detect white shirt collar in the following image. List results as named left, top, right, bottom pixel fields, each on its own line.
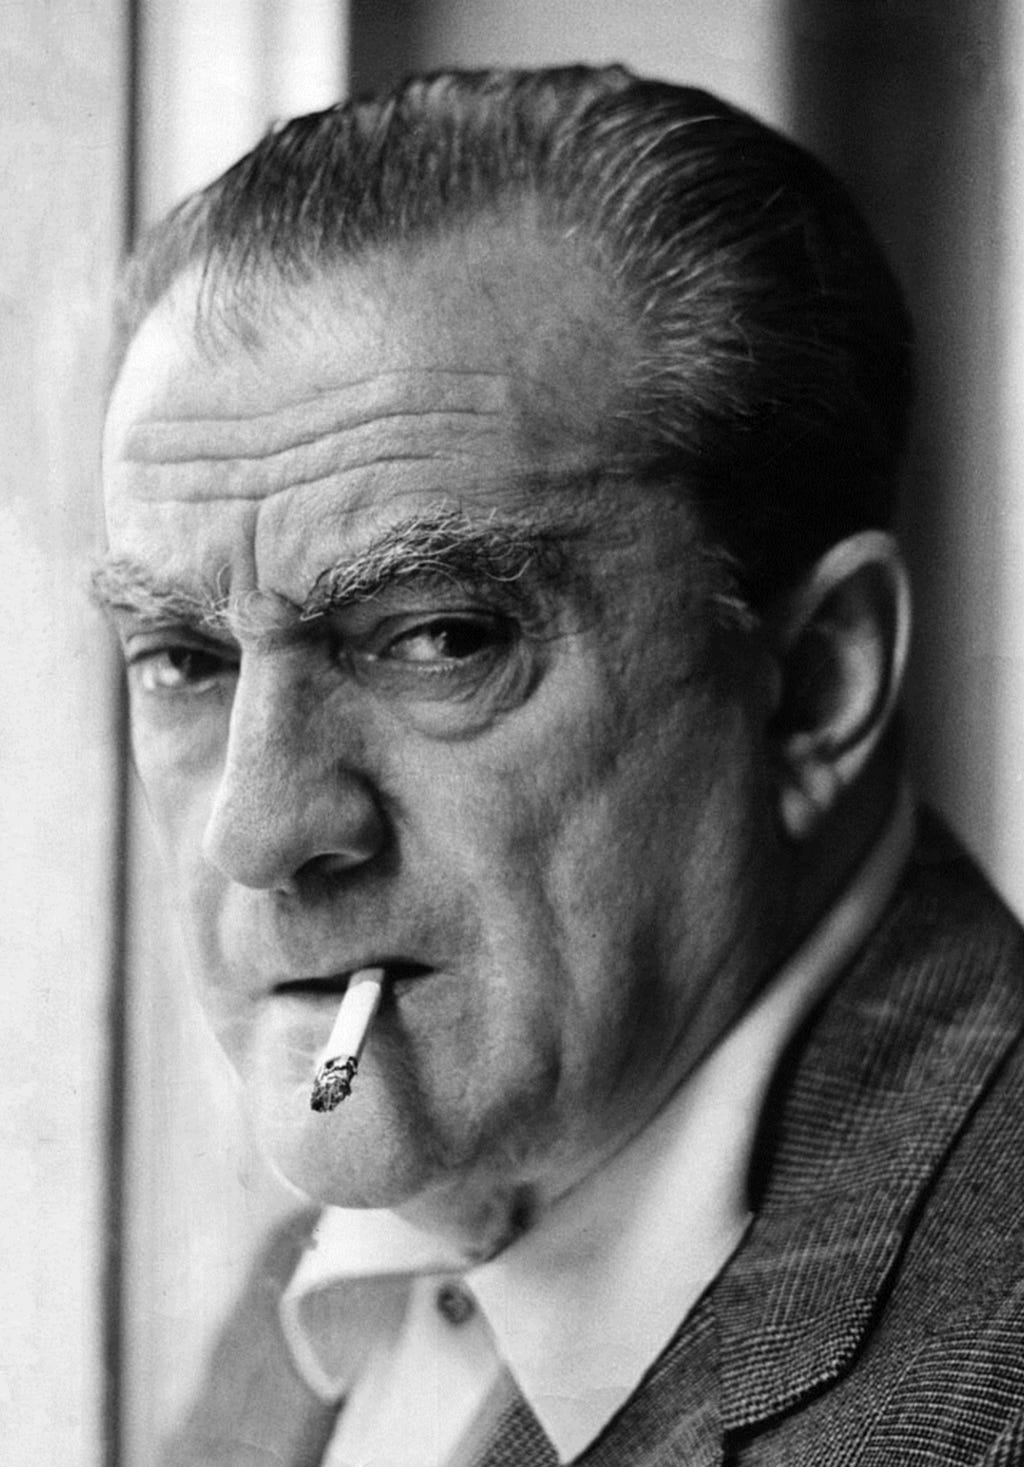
left=282, top=789, right=914, bottom=1461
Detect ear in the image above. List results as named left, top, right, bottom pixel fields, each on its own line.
left=767, top=531, right=911, bottom=842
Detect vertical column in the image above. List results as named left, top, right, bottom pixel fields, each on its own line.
left=0, top=4, right=127, bottom=1466
left=123, top=4, right=348, bottom=1461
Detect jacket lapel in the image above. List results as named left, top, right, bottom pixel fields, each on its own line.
left=586, top=1298, right=723, bottom=1467
left=471, top=1393, right=559, bottom=1467
left=472, top=1297, right=724, bottom=1467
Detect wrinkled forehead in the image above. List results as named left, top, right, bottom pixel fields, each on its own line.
left=103, top=219, right=637, bottom=480
left=99, top=224, right=667, bottom=615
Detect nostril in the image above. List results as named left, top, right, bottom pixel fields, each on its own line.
left=295, top=843, right=387, bottom=886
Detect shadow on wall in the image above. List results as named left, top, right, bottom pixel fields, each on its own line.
left=783, top=0, right=1008, bottom=864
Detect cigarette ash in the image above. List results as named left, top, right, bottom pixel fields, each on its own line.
left=310, top=1054, right=359, bottom=1112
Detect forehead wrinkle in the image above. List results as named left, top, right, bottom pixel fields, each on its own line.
left=124, top=406, right=506, bottom=469
left=122, top=371, right=512, bottom=461
left=119, top=415, right=517, bottom=506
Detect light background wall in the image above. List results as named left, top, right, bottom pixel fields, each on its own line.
left=8, top=3, right=1022, bottom=1463
left=1, top=5, right=126, bottom=1466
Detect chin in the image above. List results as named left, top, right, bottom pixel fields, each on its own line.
left=249, top=1086, right=542, bottom=1266
left=244, top=1065, right=446, bottom=1211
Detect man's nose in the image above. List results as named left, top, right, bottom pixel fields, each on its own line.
left=201, top=658, right=387, bottom=892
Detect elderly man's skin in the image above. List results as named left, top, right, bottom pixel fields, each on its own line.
left=100, top=220, right=905, bottom=1258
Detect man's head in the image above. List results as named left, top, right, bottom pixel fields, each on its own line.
left=98, top=67, right=913, bottom=1252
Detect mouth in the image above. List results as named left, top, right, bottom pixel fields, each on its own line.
left=272, top=961, right=434, bottom=1000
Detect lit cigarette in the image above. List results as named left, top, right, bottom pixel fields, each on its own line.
left=310, top=967, right=385, bottom=1113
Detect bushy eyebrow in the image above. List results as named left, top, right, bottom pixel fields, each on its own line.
left=90, top=559, right=221, bottom=626
left=300, top=509, right=569, bottom=619
left=91, top=508, right=574, bottom=636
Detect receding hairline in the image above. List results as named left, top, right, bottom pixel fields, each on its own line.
left=119, top=193, right=625, bottom=356
left=108, top=207, right=651, bottom=486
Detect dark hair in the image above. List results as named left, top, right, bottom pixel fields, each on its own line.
left=115, top=65, right=914, bottom=603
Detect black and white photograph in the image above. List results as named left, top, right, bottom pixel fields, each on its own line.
left=4, top=4, right=1024, bottom=1464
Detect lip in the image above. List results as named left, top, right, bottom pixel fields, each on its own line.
left=271, top=960, right=434, bottom=997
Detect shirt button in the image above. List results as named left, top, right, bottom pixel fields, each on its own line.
left=435, top=1281, right=475, bottom=1326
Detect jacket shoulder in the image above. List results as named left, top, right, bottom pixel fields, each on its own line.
left=734, top=813, right=1024, bottom=1464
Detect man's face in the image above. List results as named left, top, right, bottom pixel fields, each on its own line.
left=101, top=228, right=786, bottom=1240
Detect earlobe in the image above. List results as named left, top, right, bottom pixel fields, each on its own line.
left=769, top=531, right=911, bottom=842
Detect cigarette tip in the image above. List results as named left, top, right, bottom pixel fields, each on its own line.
left=310, top=1054, right=358, bottom=1113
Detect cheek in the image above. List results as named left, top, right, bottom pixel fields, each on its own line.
left=534, top=689, right=766, bottom=1040
left=396, top=676, right=664, bottom=1052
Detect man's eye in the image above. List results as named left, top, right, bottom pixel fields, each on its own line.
left=129, top=646, right=234, bottom=695
left=346, top=609, right=535, bottom=724
left=381, top=615, right=511, bottom=666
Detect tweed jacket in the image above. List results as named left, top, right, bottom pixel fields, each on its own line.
left=166, top=819, right=1024, bottom=1466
